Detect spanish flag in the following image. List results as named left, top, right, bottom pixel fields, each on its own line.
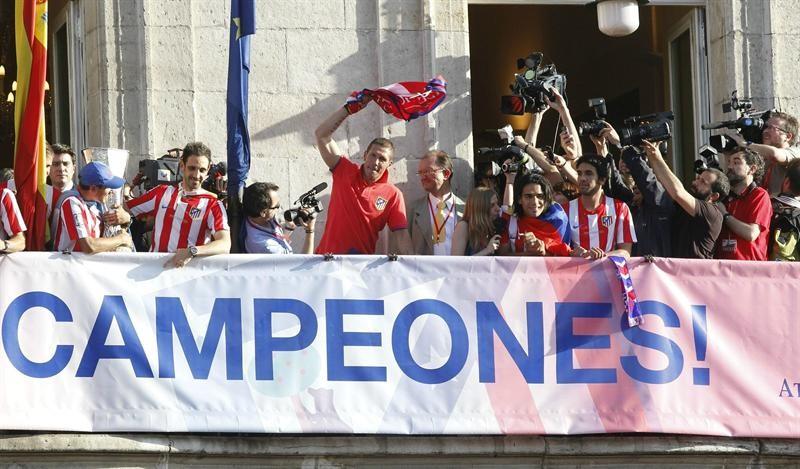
left=14, top=0, right=48, bottom=251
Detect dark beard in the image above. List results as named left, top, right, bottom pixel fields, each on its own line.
left=726, top=171, right=745, bottom=187
left=689, top=186, right=710, bottom=200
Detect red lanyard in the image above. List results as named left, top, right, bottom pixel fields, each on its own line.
left=427, top=195, right=456, bottom=239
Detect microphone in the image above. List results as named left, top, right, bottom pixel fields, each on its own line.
left=701, top=121, right=728, bottom=130
left=309, top=181, right=327, bottom=195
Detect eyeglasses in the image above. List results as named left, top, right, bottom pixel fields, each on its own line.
left=765, top=124, right=789, bottom=134
left=417, top=169, right=444, bottom=177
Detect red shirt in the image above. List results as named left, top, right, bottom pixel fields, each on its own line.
left=716, top=183, right=772, bottom=260
left=566, top=196, right=637, bottom=252
left=128, top=185, right=229, bottom=253
left=500, top=213, right=571, bottom=256
left=0, top=188, right=26, bottom=240
left=316, top=157, right=407, bottom=254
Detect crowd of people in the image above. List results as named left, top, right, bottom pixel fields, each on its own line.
left=1, top=92, right=799, bottom=265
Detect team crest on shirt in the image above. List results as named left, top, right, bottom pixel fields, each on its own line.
left=601, top=215, right=613, bottom=227
left=189, top=207, right=202, bottom=219
left=374, top=197, right=388, bottom=211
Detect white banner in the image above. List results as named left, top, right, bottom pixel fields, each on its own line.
left=1, top=253, right=798, bottom=436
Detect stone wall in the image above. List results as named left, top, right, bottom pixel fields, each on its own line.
left=0, top=434, right=797, bottom=467
left=706, top=0, right=800, bottom=120
left=83, top=0, right=473, bottom=252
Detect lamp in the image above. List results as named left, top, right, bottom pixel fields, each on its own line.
left=7, top=92, right=13, bottom=103
left=0, top=65, right=5, bottom=76
left=595, top=0, right=648, bottom=37
left=11, top=80, right=16, bottom=91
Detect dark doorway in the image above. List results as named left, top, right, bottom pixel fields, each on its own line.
left=469, top=3, right=699, bottom=182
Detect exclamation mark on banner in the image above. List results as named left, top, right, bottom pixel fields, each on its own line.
left=691, top=305, right=709, bottom=386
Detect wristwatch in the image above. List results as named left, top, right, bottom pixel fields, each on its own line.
left=188, top=245, right=199, bottom=258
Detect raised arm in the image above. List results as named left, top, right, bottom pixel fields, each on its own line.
left=546, top=89, right=582, bottom=157
left=315, top=107, right=349, bottom=170
left=642, top=140, right=697, bottom=215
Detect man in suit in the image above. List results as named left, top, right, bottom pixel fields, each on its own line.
left=408, top=150, right=465, bottom=255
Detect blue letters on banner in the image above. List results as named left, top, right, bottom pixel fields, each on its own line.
left=391, top=299, right=469, bottom=384
left=2, top=291, right=74, bottom=378
left=555, top=302, right=616, bottom=384
left=156, top=297, right=243, bottom=380
left=620, top=300, right=684, bottom=384
left=254, top=299, right=317, bottom=380
left=476, top=301, right=544, bottom=384
left=326, top=299, right=386, bottom=382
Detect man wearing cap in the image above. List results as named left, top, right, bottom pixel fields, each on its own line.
left=51, top=161, right=132, bottom=253
left=126, top=141, right=230, bottom=268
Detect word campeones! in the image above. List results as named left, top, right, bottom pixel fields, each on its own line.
left=2, top=292, right=710, bottom=386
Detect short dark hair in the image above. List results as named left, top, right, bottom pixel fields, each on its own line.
left=770, top=111, right=799, bottom=145
left=704, top=168, right=730, bottom=200
left=512, top=172, right=554, bottom=218
left=366, top=137, right=394, bottom=156
left=423, top=149, right=453, bottom=181
left=735, top=147, right=765, bottom=185
left=182, top=141, right=212, bottom=163
left=51, top=143, right=76, bottom=165
left=785, top=159, right=800, bottom=195
left=243, top=182, right=280, bottom=217
left=575, top=153, right=609, bottom=181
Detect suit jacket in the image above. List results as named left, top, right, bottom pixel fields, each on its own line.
left=408, top=193, right=465, bottom=255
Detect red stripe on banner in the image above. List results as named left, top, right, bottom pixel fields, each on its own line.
left=544, top=257, right=653, bottom=433
left=484, top=329, right=546, bottom=433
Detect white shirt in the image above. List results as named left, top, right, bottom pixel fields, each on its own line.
left=427, top=192, right=457, bottom=256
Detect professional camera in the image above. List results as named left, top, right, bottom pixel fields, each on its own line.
left=702, top=90, right=769, bottom=143
left=619, top=111, right=674, bottom=146
left=708, top=134, right=737, bottom=153
left=201, top=162, right=227, bottom=198
left=132, top=148, right=182, bottom=191
left=478, top=145, right=529, bottom=173
left=284, top=182, right=327, bottom=225
left=500, top=52, right=567, bottom=115
left=695, top=144, right=722, bottom=174
left=578, top=97, right=608, bottom=137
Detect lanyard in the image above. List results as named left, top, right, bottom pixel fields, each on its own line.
left=427, top=194, right=456, bottom=239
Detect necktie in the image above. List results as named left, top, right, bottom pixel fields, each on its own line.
left=433, top=200, right=446, bottom=244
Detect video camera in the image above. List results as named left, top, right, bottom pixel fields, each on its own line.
left=578, top=98, right=608, bottom=137
left=500, top=52, right=567, bottom=115
left=284, top=182, right=327, bottom=225
left=695, top=144, right=722, bottom=174
left=132, top=148, right=182, bottom=191
left=620, top=111, right=674, bottom=146
left=478, top=124, right=532, bottom=173
left=702, top=90, right=770, bottom=144
left=201, top=162, right=227, bottom=199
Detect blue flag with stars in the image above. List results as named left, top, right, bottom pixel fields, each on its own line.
left=226, top=0, right=255, bottom=202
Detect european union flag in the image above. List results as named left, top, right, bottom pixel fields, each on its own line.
left=226, top=0, right=255, bottom=202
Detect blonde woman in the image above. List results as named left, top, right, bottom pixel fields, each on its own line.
left=451, top=187, right=502, bottom=256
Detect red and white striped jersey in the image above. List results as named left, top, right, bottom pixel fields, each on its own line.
left=566, top=195, right=637, bottom=252
left=52, top=193, right=102, bottom=252
left=44, top=184, right=74, bottom=221
left=127, top=185, right=229, bottom=253
left=1, top=188, right=26, bottom=240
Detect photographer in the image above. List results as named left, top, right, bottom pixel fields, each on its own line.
left=641, top=141, right=729, bottom=259
left=242, top=182, right=315, bottom=254
left=586, top=122, right=634, bottom=205
left=727, top=111, right=800, bottom=196
left=620, top=143, right=675, bottom=257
